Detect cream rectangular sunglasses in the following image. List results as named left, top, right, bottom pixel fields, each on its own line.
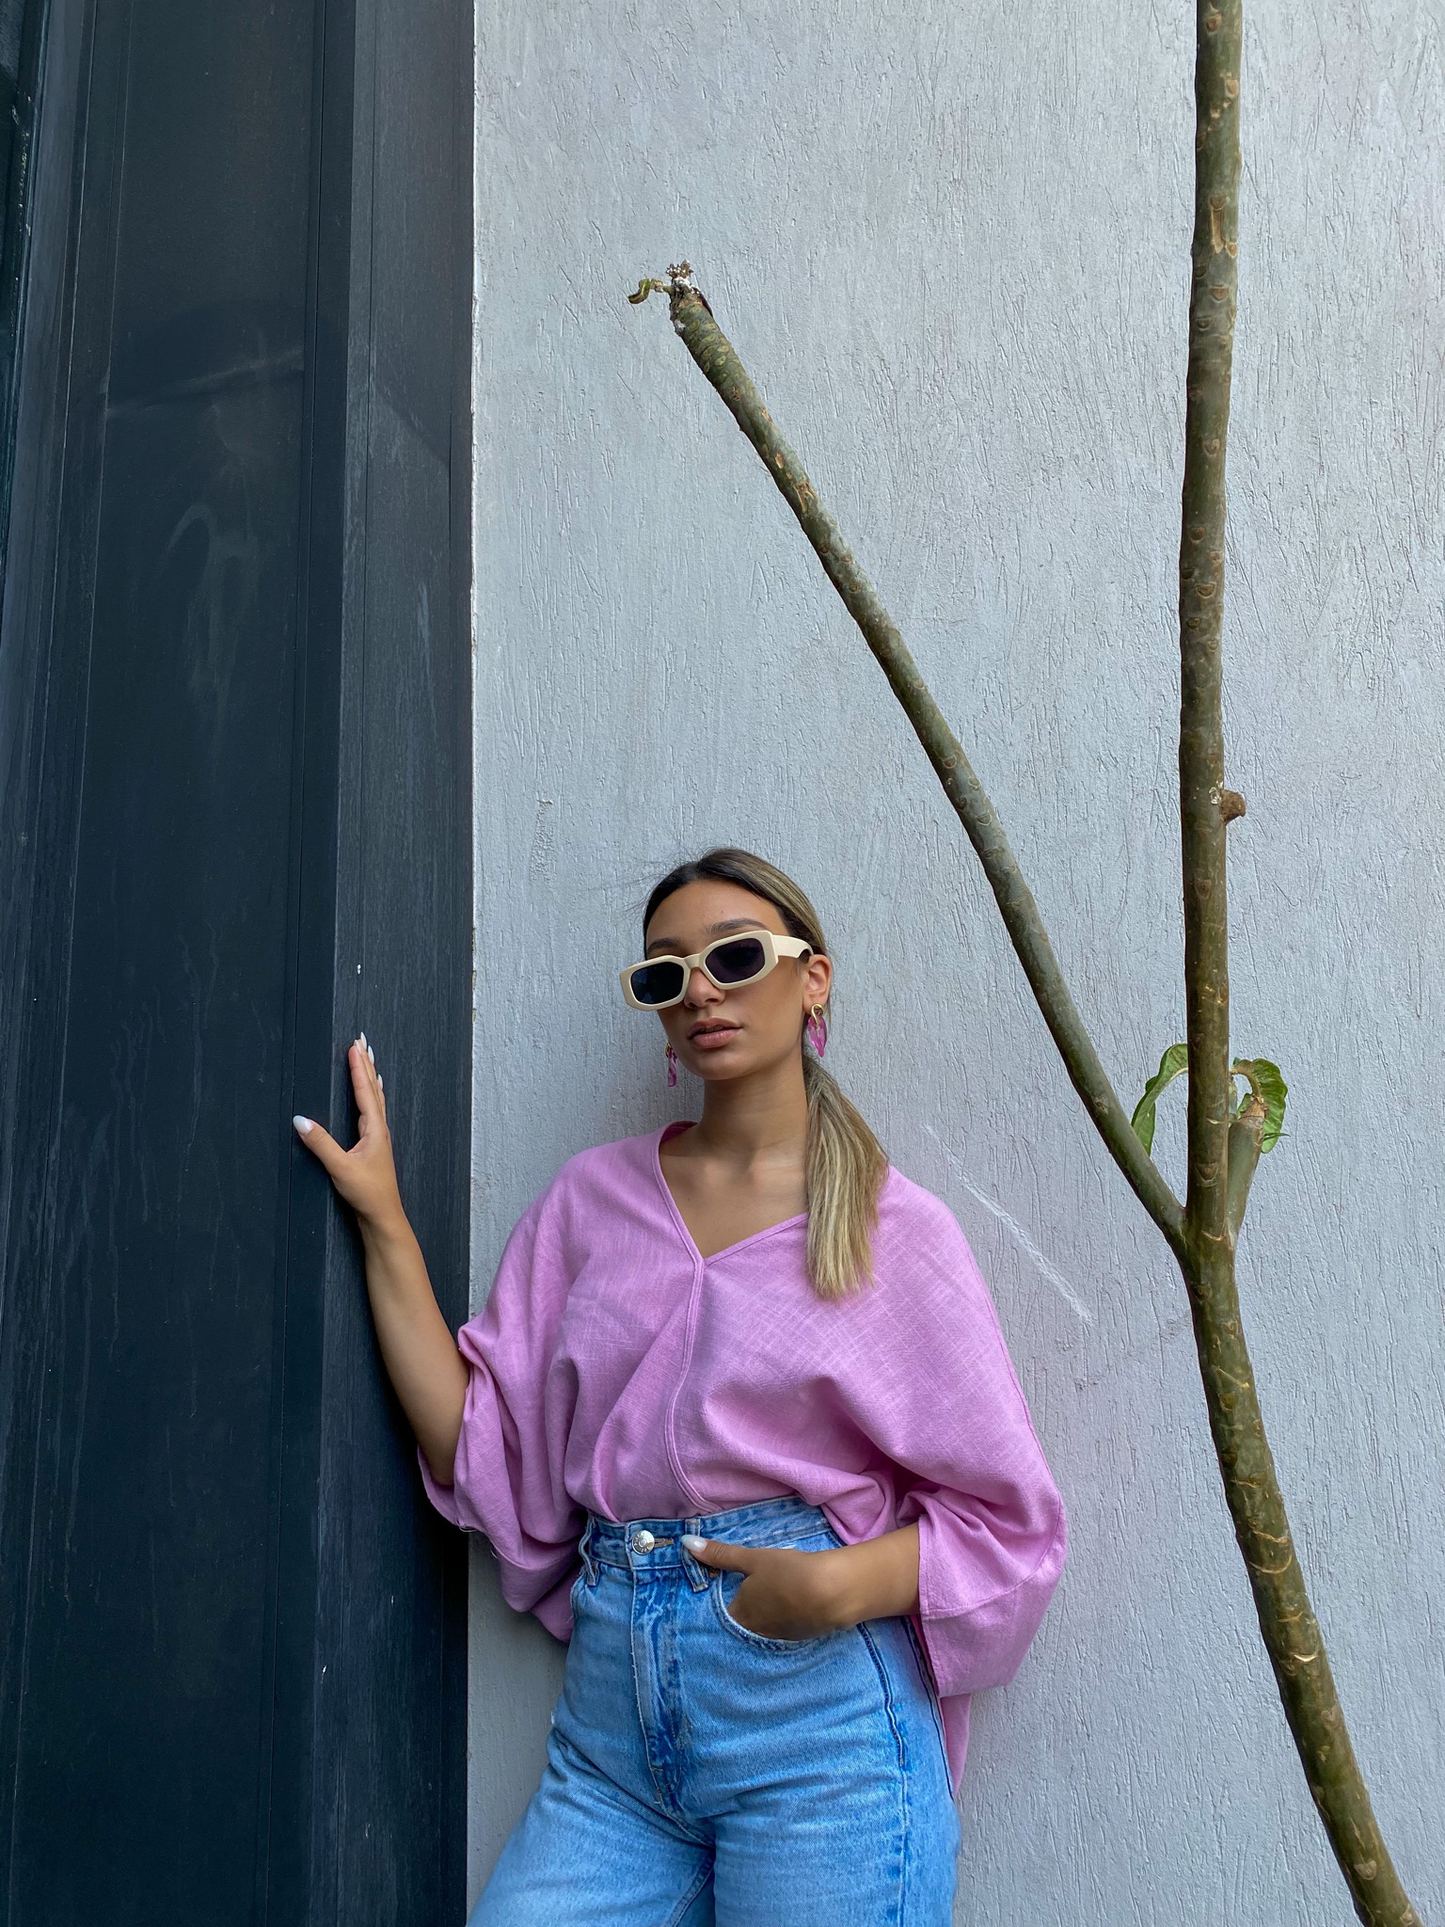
left=620, top=930, right=813, bottom=1010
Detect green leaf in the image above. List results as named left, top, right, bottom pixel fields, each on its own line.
left=1230, top=1057, right=1288, bottom=1153
left=1131, top=1048, right=1289, bottom=1158
left=1131, top=1043, right=1190, bottom=1155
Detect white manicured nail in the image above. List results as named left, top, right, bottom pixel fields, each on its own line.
left=367, top=1044, right=375, bottom=1065
left=292, top=1115, right=313, bottom=1135
left=681, top=1534, right=707, bottom=1553
left=359, top=1031, right=368, bottom=1050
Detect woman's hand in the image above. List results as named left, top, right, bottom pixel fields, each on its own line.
left=681, top=1536, right=854, bottom=1639
left=292, top=1033, right=405, bottom=1231
left=292, top=1032, right=469, bottom=1482
left=682, top=1522, right=922, bottom=1637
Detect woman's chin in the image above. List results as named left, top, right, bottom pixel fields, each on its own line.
left=685, top=1044, right=795, bottom=1085
left=688, top=1055, right=747, bottom=1082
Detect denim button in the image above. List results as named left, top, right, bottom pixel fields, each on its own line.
left=631, top=1528, right=655, bottom=1552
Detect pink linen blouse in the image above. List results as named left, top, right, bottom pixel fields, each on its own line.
left=419, top=1120, right=1067, bottom=1800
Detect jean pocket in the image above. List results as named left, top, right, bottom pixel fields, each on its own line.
left=710, top=1538, right=840, bottom=1652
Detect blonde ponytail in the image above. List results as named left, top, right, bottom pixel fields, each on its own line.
left=642, top=847, right=888, bottom=1300
left=802, top=1051, right=888, bottom=1300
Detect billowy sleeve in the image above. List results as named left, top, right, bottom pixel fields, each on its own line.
left=850, top=1185, right=1067, bottom=1699
left=416, top=1186, right=583, bottom=1631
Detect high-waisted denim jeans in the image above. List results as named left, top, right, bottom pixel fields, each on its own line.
left=469, top=1494, right=960, bottom=1926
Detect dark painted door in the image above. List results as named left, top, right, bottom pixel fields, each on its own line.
left=0, top=3, right=471, bottom=1921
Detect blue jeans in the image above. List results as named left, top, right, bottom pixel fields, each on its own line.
left=469, top=1495, right=960, bottom=1925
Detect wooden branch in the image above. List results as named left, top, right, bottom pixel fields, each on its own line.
left=1175, top=7, right=1422, bottom=1921
left=1178, top=0, right=1241, bottom=1253
left=1185, top=1250, right=1423, bottom=1927
left=1224, top=1097, right=1264, bottom=1239
left=630, top=265, right=1184, bottom=1253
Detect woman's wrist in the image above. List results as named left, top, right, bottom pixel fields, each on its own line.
left=819, top=1523, right=921, bottom=1628
left=358, top=1208, right=434, bottom=1313
left=358, top=1202, right=415, bottom=1250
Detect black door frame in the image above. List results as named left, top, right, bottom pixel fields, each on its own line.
left=0, top=2, right=473, bottom=1919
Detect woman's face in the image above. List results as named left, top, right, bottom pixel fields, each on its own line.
left=641, top=879, right=833, bottom=1086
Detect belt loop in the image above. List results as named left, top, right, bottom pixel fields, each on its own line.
left=578, top=1512, right=598, bottom=1586
left=682, top=1513, right=709, bottom=1592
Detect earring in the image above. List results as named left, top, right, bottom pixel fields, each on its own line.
left=665, top=1042, right=678, bottom=1088
left=805, top=1004, right=828, bottom=1058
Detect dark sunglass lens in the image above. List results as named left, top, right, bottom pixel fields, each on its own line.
left=708, top=937, right=767, bottom=985
left=631, top=960, right=685, bottom=1005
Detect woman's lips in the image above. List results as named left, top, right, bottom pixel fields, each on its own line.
left=689, top=1025, right=740, bottom=1049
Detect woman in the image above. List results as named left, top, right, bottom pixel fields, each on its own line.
left=293, top=847, right=1066, bottom=1925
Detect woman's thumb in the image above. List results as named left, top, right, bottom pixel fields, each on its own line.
left=681, top=1535, right=749, bottom=1571
left=292, top=1113, right=341, bottom=1173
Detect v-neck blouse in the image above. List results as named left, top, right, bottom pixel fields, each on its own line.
left=419, top=1121, right=1067, bottom=1800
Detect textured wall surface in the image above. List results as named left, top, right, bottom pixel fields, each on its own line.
left=463, top=1, right=1443, bottom=1918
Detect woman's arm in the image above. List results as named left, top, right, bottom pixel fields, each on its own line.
left=823, top=1522, right=920, bottom=1624
left=293, top=1035, right=469, bottom=1484
left=357, top=1209, right=470, bottom=1484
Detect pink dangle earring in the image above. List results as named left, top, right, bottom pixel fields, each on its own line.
left=805, top=1003, right=828, bottom=1058
left=665, top=1042, right=678, bottom=1087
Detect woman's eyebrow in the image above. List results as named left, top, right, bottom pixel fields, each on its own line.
left=643, top=917, right=769, bottom=958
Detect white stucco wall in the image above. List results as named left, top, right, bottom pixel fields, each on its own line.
left=465, top=1, right=1443, bottom=1918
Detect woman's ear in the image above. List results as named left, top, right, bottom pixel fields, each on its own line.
left=803, top=951, right=833, bottom=1008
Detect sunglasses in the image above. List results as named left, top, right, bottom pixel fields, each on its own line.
left=620, top=930, right=814, bottom=1010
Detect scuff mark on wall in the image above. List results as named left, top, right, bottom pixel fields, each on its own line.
left=923, top=1121, right=1092, bottom=1324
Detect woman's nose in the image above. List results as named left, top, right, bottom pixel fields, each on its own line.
left=683, top=965, right=722, bottom=1004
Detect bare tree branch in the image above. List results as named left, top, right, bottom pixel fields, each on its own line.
left=1179, top=0, right=1241, bottom=1256
left=1224, top=1099, right=1264, bottom=1237
left=630, top=264, right=1186, bottom=1255
left=1171, top=6, right=1421, bottom=1921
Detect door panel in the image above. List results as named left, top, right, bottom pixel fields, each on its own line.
left=0, top=3, right=471, bottom=1920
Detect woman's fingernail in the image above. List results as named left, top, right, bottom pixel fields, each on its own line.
left=367, top=1044, right=375, bottom=1065
left=292, top=1115, right=314, bottom=1135
left=377, top=1075, right=383, bottom=1090
left=359, top=1031, right=368, bottom=1050
left=681, top=1534, right=707, bottom=1553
